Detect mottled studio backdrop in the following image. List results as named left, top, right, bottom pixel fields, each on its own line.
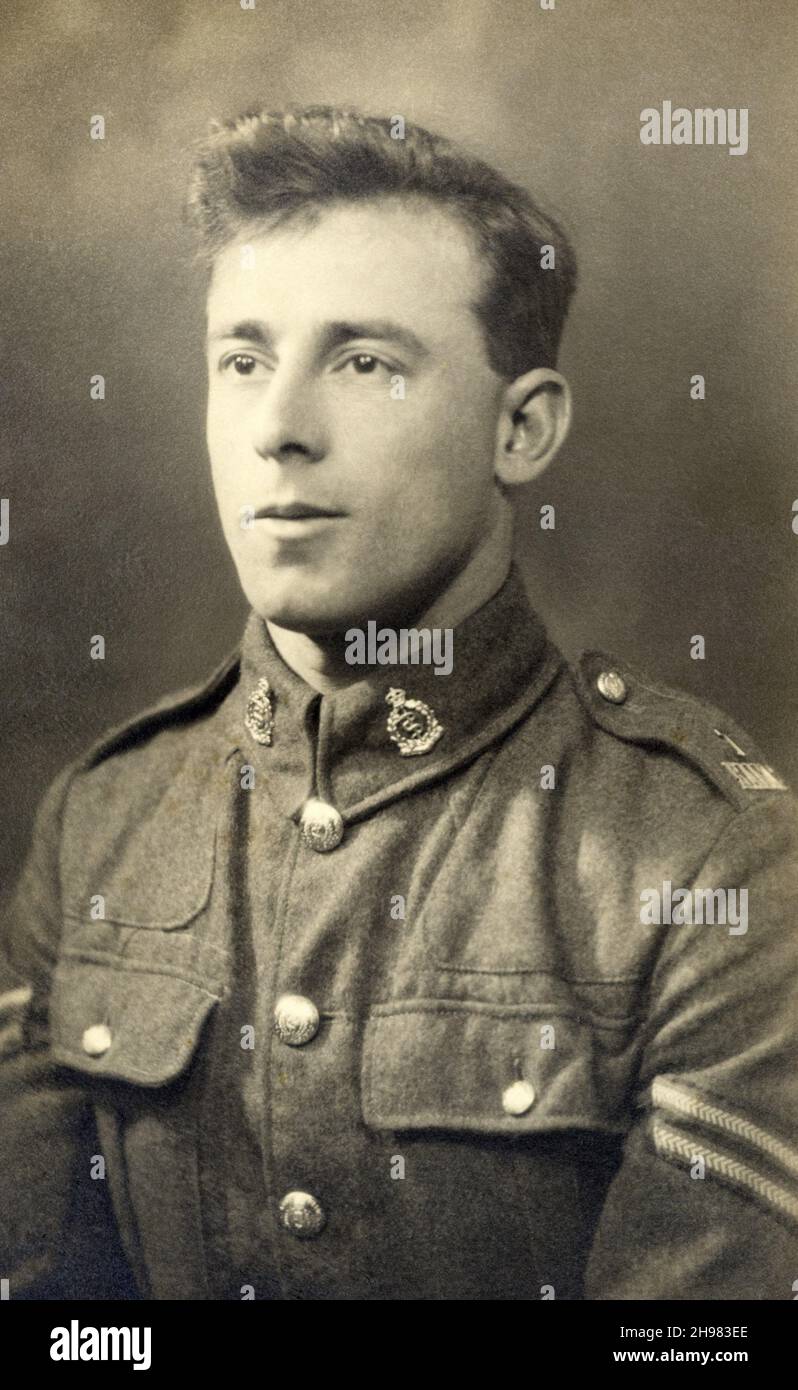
left=1, top=0, right=796, bottom=887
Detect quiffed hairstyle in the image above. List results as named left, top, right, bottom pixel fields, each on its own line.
left=186, top=105, right=577, bottom=378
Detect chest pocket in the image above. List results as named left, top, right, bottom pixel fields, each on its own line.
left=361, top=998, right=637, bottom=1136
left=59, top=739, right=222, bottom=929
left=49, top=921, right=228, bottom=1086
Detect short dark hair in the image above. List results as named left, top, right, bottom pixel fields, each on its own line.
left=186, top=104, right=577, bottom=378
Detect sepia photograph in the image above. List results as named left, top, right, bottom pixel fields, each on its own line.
left=1, top=0, right=796, bottom=1345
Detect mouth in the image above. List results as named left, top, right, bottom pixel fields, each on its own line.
left=255, top=503, right=346, bottom=520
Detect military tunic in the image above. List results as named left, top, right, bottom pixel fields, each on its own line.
left=1, top=566, right=797, bottom=1299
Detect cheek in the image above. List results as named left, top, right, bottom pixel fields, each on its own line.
left=399, top=370, right=495, bottom=455
left=206, top=395, right=236, bottom=458
left=360, top=391, right=495, bottom=516
left=206, top=400, right=254, bottom=510
left=206, top=438, right=244, bottom=540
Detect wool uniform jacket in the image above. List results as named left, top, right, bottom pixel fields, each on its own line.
left=1, top=566, right=797, bottom=1301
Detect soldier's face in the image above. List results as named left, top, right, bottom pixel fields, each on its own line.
left=205, top=198, right=508, bottom=631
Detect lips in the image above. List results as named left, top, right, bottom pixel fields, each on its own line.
left=255, top=503, right=345, bottom=520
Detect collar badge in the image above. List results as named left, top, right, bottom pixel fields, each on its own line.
left=385, top=687, right=444, bottom=756
left=245, top=677, right=275, bottom=746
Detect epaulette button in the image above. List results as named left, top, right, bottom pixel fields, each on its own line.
left=596, top=670, right=628, bottom=705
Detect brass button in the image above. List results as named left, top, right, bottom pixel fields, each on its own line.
left=299, top=798, right=344, bottom=852
left=81, top=1023, right=112, bottom=1057
left=502, top=1079, right=536, bottom=1116
left=279, top=1190, right=326, bottom=1238
left=274, top=994, right=320, bottom=1047
left=596, top=670, right=627, bottom=704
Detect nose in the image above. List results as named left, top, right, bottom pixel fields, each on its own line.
left=252, top=362, right=327, bottom=465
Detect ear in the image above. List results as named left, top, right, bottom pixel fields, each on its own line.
left=494, top=368, right=573, bottom=487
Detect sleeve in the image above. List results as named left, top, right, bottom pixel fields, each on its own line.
left=585, top=794, right=798, bottom=1300
left=0, top=766, right=139, bottom=1299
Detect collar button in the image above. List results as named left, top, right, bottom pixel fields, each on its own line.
left=299, top=797, right=344, bottom=852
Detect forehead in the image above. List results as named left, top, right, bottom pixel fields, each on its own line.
left=205, top=198, right=488, bottom=346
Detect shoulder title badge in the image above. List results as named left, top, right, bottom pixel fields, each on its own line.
left=720, top=761, right=787, bottom=792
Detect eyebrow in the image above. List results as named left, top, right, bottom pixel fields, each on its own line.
left=206, top=318, right=429, bottom=358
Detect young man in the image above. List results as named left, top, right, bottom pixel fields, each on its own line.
left=1, top=106, right=796, bottom=1301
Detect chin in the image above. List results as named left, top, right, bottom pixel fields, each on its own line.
left=240, top=570, right=368, bottom=635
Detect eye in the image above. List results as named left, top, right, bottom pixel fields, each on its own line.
left=220, top=352, right=265, bottom=378
left=342, top=353, right=391, bottom=376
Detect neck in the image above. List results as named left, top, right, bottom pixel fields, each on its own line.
left=266, top=504, right=514, bottom=693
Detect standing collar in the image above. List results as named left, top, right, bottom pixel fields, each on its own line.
left=219, top=564, right=564, bottom=822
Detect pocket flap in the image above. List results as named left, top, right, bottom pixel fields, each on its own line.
left=362, top=999, right=632, bottom=1135
left=49, top=955, right=221, bottom=1087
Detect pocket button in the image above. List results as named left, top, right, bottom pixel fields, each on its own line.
left=81, top=1022, right=112, bottom=1057
left=501, top=1079, right=536, bottom=1116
